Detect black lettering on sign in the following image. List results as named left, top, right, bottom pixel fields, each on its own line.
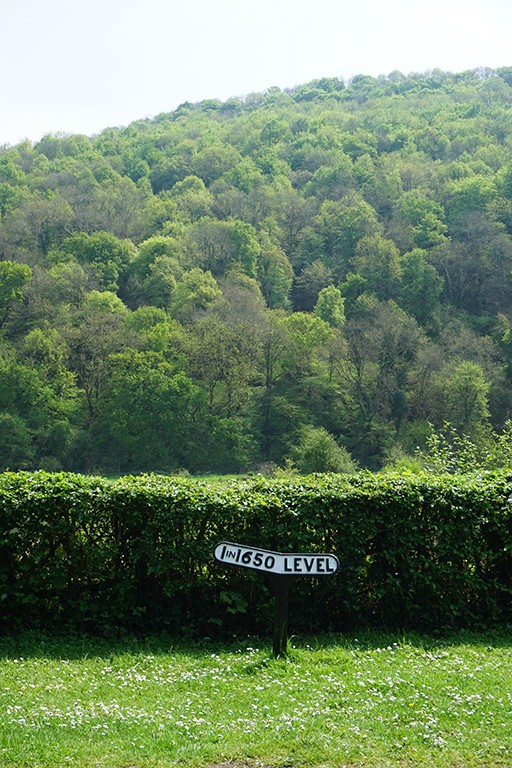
left=214, top=542, right=339, bottom=576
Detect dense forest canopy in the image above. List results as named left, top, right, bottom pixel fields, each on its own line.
left=2, top=67, right=512, bottom=474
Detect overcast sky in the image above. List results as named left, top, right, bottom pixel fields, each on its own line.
left=1, top=0, right=512, bottom=146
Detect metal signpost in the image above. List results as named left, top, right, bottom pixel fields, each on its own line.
left=214, top=541, right=339, bottom=656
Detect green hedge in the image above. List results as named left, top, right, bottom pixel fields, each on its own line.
left=0, top=471, right=510, bottom=635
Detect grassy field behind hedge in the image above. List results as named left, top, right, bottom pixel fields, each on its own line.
left=1, top=630, right=511, bottom=768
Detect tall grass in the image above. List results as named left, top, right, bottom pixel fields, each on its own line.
left=0, top=631, right=510, bottom=767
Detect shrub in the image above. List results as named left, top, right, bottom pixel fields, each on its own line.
left=291, top=426, right=358, bottom=474
left=0, top=470, right=510, bottom=636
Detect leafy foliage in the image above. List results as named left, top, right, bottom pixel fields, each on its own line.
left=0, top=471, right=510, bottom=635
left=3, top=69, right=512, bottom=471
left=417, top=420, right=512, bottom=473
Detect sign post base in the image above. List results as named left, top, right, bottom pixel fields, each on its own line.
left=214, top=541, right=339, bottom=657
left=267, top=573, right=293, bottom=657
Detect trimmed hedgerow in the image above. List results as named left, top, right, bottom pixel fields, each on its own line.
left=0, top=470, right=510, bottom=635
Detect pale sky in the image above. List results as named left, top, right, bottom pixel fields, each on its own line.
left=1, top=0, right=512, bottom=146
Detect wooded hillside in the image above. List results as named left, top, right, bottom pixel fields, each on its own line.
left=2, top=67, right=512, bottom=473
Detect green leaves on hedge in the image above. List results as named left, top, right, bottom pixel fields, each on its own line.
left=0, top=470, right=510, bottom=635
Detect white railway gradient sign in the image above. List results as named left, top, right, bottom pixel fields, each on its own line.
left=214, top=541, right=339, bottom=576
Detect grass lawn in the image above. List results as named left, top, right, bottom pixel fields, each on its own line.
left=0, top=630, right=510, bottom=768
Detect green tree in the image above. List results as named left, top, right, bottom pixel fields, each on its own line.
left=47, top=261, right=90, bottom=309
left=93, top=174, right=146, bottom=239
left=55, top=231, right=136, bottom=292
left=230, top=220, right=261, bottom=277
left=124, top=235, right=184, bottom=307
left=141, top=255, right=182, bottom=308
left=316, top=197, right=381, bottom=278
left=399, top=194, right=448, bottom=249
left=0, top=151, right=26, bottom=185
left=314, top=285, right=346, bottom=328
left=66, top=291, right=130, bottom=416
left=97, top=350, right=208, bottom=471
left=0, top=354, right=78, bottom=469
left=446, top=175, right=497, bottom=232
left=170, top=268, right=221, bottom=323
left=291, top=426, right=357, bottom=474
left=293, top=260, right=334, bottom=311
left=275, top=189, right=315, bottom=261
left=1, top=195, right=72, bottom=257
left=20, top=327, right=77, bottom=403
left=2, top=68, right=512, bottom=473
left=257, top=238, right=293, bottom=309
left=0, top=183, right=26, bottom=220
left=257, top=311, right=299, bottom=461
left=351, top=234, right=402, bottom=300
left=170, top=175, right=213, bottom=220
left=191, top=145, right=242, bottom=186
left=129, top=236, right=183, bottom=279
left=261, top=118, right=290, bottom=147
left=438, top=360, right=490, bottom=436
left=186, top=217, right=262, bottom=278
left=398, top=249, right=443, bottom=327
left=0, top=261, right=32, bottom=329
left=280, top=312, right=333, bottom=378
left=0, top=412, right=34, bottom=469
left=338, top=298, right=425, bottom=465
left=216, top=268, right=267, bottom=325
left=126, top=307, right=185, bottom=356
left=304, top=155, right=355, bottom=201
left=188, top=218, right=235, bottom=275
left=432, top=213, right=512, bottom=314
left=186, top=315, right=261, bottom=417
